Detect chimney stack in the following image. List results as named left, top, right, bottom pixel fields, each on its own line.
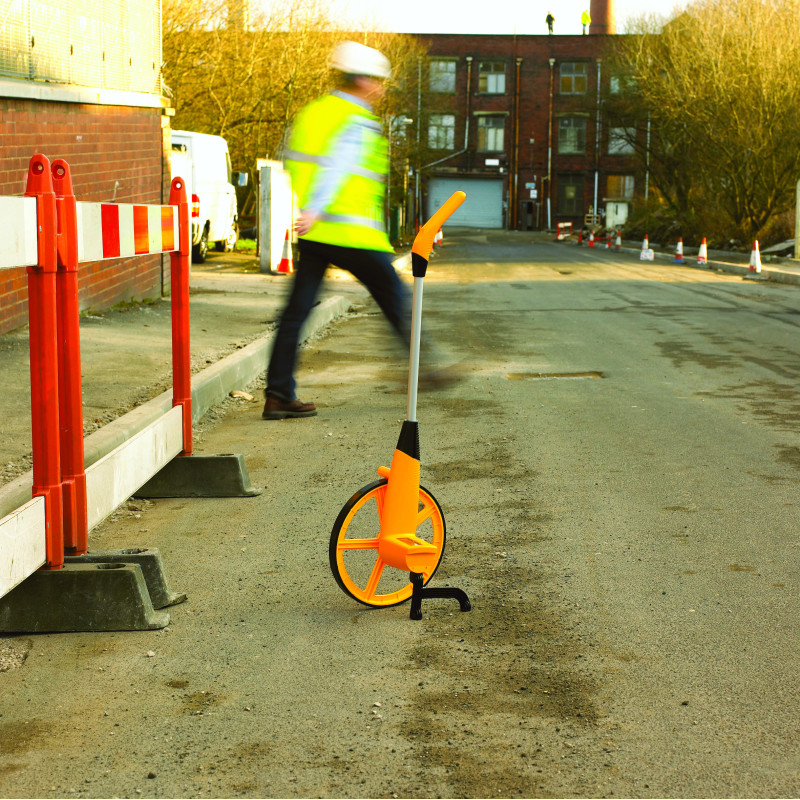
left=589, top=0, right=617, bottom=34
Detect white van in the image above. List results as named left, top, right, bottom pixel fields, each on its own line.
left=170, top=130, right=246, bottom=262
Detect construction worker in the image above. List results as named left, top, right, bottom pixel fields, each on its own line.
left=546, top=11, right=555, bottom=33
left=581, top=9, right=591, bottom=34
left=263, top=41, right=411, bottom=420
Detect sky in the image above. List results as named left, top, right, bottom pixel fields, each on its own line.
left=327, top=0, right=683, bottom=36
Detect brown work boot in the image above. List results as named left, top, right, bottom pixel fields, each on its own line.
left=262, top=395, right=317, bottom=420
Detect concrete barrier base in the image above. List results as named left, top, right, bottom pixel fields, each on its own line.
left=66, top=547, right=186, bottom=609
left=0, top=563, right=170, bottom=633
left=135, top=453, right=262, bottom=498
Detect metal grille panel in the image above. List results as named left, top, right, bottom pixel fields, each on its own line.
left=0, top=0, right=161, bottom=94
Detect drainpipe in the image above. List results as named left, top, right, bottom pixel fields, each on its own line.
left=593, top=59, right=601, bottom=226
left=547, top=58, right=555, bottom=230
left=512, top=57, right=522, bottom=230
left=645, top=110, right=651, bottom=201
left=464, top=56, right=472, bottom=153
left=795, top=178, right=800, bottom=260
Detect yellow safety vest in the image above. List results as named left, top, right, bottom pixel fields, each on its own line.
left=284, top=93, right=393, bottom=252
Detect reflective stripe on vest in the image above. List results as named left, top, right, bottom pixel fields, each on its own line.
left=284, top=93, right=393, bottom=252
left=282, top=148, right=386, bottom=184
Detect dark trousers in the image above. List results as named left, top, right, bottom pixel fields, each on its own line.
left=266, top=239, right=410, bottom=402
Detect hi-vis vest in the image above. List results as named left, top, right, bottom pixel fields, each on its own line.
left=284, top=92, right=393, bottom=252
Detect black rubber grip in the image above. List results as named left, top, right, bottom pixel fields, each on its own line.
left=412, top=252, right=428, bottom=278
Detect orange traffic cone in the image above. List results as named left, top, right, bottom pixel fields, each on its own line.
left=277, top=229, right=294, bottom=274
left=615, top=231, right=621, bottom=250
left=674, top=238, right=684, bottom=263
left=642, top=234, right=649, bottom=252
left=577, top=230, right=584, bottom=246
left=697, top=237, right=708, bottom=265
left=606, top=234, right=612, bottom=249
left=433, top=228, right=443, bottom=247
left=588, top=231, right=595, bottom=248
left=748, top=240, right=762, bottom=274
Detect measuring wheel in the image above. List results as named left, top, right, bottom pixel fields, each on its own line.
left=329, top=479, right=446, bottom=607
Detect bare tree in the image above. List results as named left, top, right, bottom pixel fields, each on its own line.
left=162, top=1, right=430, bottom=227
left=606, top=0, right=800, bottom=243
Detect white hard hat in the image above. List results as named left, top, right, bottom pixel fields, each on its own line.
left=330, top=41, right=391, bottom=79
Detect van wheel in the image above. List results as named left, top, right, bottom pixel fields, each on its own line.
left=192, top=228, right=209, bottom=263
left=216, top=222, right=239, bottom=253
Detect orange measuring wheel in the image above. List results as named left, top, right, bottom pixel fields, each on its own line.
left=329, top=479, right=446, bottom=607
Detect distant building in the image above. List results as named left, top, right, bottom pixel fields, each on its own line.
left=410, top=0, right=642, bottom=231
left=0, top=0, right=172, bottom=334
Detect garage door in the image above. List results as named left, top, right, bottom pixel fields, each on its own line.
left=427, top=178, right=504, bottom=229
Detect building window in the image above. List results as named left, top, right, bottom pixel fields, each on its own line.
left=479, top=60, right=506, bottom=94
left=558, top=117, right=587, bottom=154
left=428, top=114, right=455, bottom=150
left=607, top=174, right=635, bottom=199
left=560, top=62, right=587, bottom=94
left=477, top=115, right=505, bottom=152
left=610, top=75, right=636, bottom=94
left=608, top=127, right=636, bottom=155
left=429, top=58, right=457, bottom=93
left=558, top=175, right=584, bottom=215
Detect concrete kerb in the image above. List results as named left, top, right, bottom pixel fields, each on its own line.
left=593, top=239, right=800, bottom=286
left=0, top=293, right=354, bottom=522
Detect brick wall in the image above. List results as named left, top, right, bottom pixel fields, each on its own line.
left=0, top=98, right=169, bottom=334
left=416, top=33, right=640, bottom=230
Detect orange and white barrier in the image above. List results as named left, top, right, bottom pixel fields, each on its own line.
left=277, top=229, right=294, bottom=274
left=674, top=238, right=684, bottom=263
left=697, top=237, right=708, bottom=264
left=556, top=222, right=573, bottom=241
left=76, top=203, right=179, bottom=262
left=749, top=240, right=762, bottom=274
left=0, top=154, right=191, bottom=599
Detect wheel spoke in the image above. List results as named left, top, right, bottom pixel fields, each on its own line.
left=416, top=503, right=435, bottom=527
left=363, top=556, right=386, bottom=599
left=338, top=537, right=379, bottom=551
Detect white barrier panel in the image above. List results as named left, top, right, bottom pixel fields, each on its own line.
left=76, top=202, right=179, bottom=263
left=0, top=496, right=46, bottom=597
left=85, top=406, right=183, bottom=529
left=0, top=196, right=38, bottom=269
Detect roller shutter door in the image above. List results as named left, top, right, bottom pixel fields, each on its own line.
left=427, top=178, right=504, bottom=229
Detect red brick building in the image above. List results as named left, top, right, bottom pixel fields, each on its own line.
left=413, top=3, right=641, bottom=232
left=0, top=1, right=171, bottom=334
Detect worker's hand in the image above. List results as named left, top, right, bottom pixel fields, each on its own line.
left=294, top=210, right=320, bottom=236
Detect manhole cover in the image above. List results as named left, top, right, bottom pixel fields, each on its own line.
left=506, top=371, right=604, bottom=381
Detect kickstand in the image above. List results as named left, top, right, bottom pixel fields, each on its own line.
left=409, top=572, right=472, bottom=620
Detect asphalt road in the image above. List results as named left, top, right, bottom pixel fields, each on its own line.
left=1, top=232, right=799, bottom=798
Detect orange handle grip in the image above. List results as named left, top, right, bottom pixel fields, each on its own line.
left=411, top=191, right=466, bottom=260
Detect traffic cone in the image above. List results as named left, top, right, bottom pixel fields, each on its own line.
left=606, top=234, right=612, bottom=249
left=642, top=234, right=649, bottom=252
left=588, top=231, right=595, bottom=248
left=674, top=238, right=684, bottom=263
left=615, top=231, right=621, bottom=250
left=433, top=228, right=443, bottom=247
left=749, top=240, right=762, bottom=274
left=277, top=229, right=294, bottom=274
left=577, top=230, right=583, bottom=246
left=697, top=237, right=708, bottom=265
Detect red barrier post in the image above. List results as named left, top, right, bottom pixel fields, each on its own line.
left=25, top=154, right=64, bottom=569
left=169, top=176, right=193, bottom=455
left=52, top=159, right=88, bottom=556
